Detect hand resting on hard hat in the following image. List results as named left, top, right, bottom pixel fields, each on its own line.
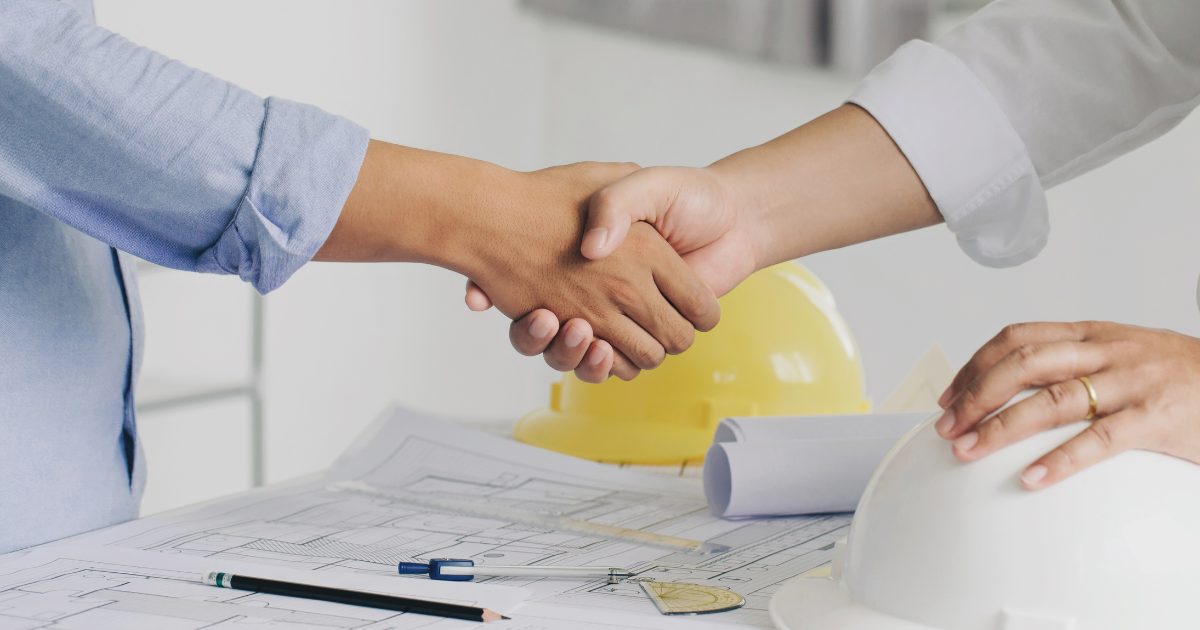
left=933, top=321, right=1200, bottom=490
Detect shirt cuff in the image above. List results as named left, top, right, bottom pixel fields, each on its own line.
left=847, top=40, right=1049, bottom=268
left=196, top=97, right=370, bottom=293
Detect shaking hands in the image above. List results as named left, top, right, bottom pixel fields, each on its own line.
left=467, top=105, right=940, bottom=382
left=318, top=140, right=721, bottom=379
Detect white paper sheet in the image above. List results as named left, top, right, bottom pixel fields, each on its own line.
left=74, top=406, right=849, bottom=629
left=0, top=545, right=528, bottom=629
left=704, top=412, right=932, bottom=517
left=0, top=546, right=753, bottom=629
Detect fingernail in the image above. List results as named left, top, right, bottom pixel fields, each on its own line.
left=588, top=345, right=607, bottom=366
left=563, top=326, right=585, bottom=348
left=953, top=432, right=978, bottom=453
left=935, top=410, right=955, bottom=436
left=581, top=228, right=608, bottom=252
left=1021, top=464, right=1048, bottom=487
left=528, top=316, right=554, bottom=339
left=937, top=387, right=955, bottom=409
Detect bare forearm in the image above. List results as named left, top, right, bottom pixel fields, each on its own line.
left=711, top=104, right=941, bottom=267
left=314, top=139, right=514, bottom=276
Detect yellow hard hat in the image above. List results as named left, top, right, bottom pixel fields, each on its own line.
left=515, top=261, right=870, bottom=464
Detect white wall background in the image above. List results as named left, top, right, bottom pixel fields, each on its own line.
left=96, top=1, right=1200, bottom=513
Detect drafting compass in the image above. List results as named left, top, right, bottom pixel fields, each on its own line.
left=400, top=559, right=745, bottom=615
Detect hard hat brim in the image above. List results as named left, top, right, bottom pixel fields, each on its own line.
left=770, top=574, right=937, bottom=630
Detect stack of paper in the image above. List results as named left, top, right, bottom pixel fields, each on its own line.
left=703, top=412, right=932, bottom=518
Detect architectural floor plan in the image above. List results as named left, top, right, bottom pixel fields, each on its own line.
left=78, top=408, right=850, bottom=629
left=0, top=547, right=526, bottom=630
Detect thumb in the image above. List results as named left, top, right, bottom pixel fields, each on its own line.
left=581, top=167, right=679, bottom=260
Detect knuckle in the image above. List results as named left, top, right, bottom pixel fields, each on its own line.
left=980, top=411, right=1011, bottom=441
left=662, top=325, right=694, bottom=356
left=638, top=344, right=666, bottom=369
left=997, top=323, right=1027, bottom=346
left=1077, top=320, right=1105, bottom=339
left=608, top=280, right=641, bottom=309
left=619, top=332, right=665, bottom=369
left=1013, top=343, right=1040, bottom=365
left=683, top=288, right=721, bottom=332
left=1088, top=420, right=1118, bottom=452
left=590, top=186, right=617, bottom=211
left=1044, top=381, right=1075, bottom=410
left=955, top=381, right=985, bottom=414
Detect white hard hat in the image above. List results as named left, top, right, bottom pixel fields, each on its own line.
left=771, top=399, right=1200, bottom=629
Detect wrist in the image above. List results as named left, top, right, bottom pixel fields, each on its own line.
left=320, top=140, right=522, bottom=275
left=401, top=161, right=525, bottom=278
left=703, top=159, right=782, bottom=273
left=708, top=105, right=940, bottom=267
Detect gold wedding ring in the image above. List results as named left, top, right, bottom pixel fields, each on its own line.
left=1078, top=376, right=1098, bottom=421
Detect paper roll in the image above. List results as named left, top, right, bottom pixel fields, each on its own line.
left=704, top=412, right=932, bottom=518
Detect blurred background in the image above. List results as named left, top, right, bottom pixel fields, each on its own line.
left=93, top=0, right=1200, bottom=515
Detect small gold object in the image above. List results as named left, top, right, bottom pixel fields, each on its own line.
left=639, top=581, right=745, bottom=615
left=1078, top=376, right=1098, bottom=420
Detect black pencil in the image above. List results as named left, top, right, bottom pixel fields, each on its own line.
left=203, top=571, right=509, bottom=622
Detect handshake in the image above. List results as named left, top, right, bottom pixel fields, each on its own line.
left=318, top=105, right=938, bottom=382
left=457, top=160, right=754, bottom=383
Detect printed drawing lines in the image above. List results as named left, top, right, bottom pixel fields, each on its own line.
left=0, top=557, right=395, bottom=629
left=98, top=420, right=852, bottom=628
left=110, top=491, right=635, bottom=574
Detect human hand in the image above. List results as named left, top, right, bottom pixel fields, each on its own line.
left=933, top=321, right=1200, bottom=490
left=470, top=165, right=758, bottom=301
left=319, top=142, right=719, bottom=375
left=466, top=165, right=757, bottom=380
left=456, top=161, right=720, bottom=373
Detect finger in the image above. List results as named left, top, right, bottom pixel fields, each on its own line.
left=583, top=168, right=676, bottom=260
left=607, top=224, right=705, bottom=357
left=653, top=247, right=721, bottom=333
left=951, top=375, right=1108, bottom=462
left=940, top=322, right=1091, bottom=408
left=543, top=319, right=594, bottom=372
left=465, top=280, right=493, bottom=311
left=1020, top=410, right=1142, bottom=490
left=937, top=340, right=1106, bottom=439
left=600, top=313, right=668, bottom=370
left=573, top=340, right=615, bottom=383
left=509, top=310, right=559, bottom=357
left=609, top=347, right=641, bottom=381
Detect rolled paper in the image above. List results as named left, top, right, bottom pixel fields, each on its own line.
left=704, top=412, right=931, bottom=518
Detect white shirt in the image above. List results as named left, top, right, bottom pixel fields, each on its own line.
left=848, top=0, right=1200, bottom=268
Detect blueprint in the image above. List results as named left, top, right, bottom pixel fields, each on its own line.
left=79, top=407, right=850, bottom=629
left=0, top=546, right=527, bottom=630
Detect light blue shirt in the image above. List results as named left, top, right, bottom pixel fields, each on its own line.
left=0, top=0, right=370, bottom=552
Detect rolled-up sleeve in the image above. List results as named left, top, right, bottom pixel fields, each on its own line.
left=847, top=0, right=1200, bottom=268
left=0, top=0, right=369, bottom=293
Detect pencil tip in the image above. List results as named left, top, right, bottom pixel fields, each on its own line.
left=481, top=609, right=509, bottom=622
left=502, top=616, right=511, bottom=620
